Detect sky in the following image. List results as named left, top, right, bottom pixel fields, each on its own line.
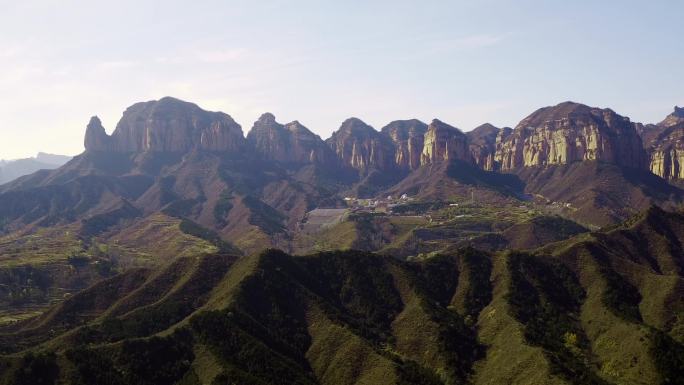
left=0, top=0, right=682, bottom=159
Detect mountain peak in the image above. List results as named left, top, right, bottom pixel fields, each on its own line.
left=380, top=119, right=427, bottom=139
left=657, top=106, right=684, bottom=128
left=381, top=120, right=428, bottom=170
left=421, top=119, right=470, bottom=164
left=674, top=106, right=684, bottom=117
left=247, top=114, right=332, bottom=165
left=467, top=123, right=503, bottom=145
left=495, top=102, right=643, bottom=170
left=327, top=118, right=393, bottom=171
left=517, top=101, right=596, bottom=129
left=429, top=119, right=464, bottom=134
left=96, top=98, right=245, bottom=153
left=257, top=112, right=277, bottom=124
left=84, top=115, right=110, bottom=152
left=337, top=118, right=376, bottom=136
left=467, top=123, right=507, bottom=170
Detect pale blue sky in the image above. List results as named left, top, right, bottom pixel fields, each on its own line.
left=1, top=0, right=682, bottom=159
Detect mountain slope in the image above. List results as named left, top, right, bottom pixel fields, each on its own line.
left=3, top=206, right=684, bottom=384
left=515, top=161, right=684, bottom=227
left=0, top=248, right=493, bottom=385
left=0, top=153, right=71, bottom=185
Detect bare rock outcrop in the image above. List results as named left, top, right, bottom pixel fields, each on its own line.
left=494, top=102, right=645, bottom=170
left=467, top=123, right=511, bottom=171
left=85, top=97, right=245, bottom=153
left=326, top=118, right=394, bottom=171
left=659, top=106, right=684, bottom=128
left=421, top=119, right=471, bottom=165
left=247, top=113, right=334, bottom=165
left=84, top=116, right=111, bottom=152
left=380, top=119, right=428, bottom=171
left=645, top=107, right=684, bottom=179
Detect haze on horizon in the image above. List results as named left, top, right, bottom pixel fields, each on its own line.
left=0, top=0, right=682, bottom=159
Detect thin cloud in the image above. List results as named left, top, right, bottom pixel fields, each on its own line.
left=0, top=46, right=22, bottom=59
left=96, top=60, right=138, bottom=70
left=429, top=34, right=505, bottom=53
left=196, top=48, right=248, bottom=63
left=153, top=48, right=249, bottom=65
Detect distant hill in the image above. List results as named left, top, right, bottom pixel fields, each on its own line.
left=0, top=152, right=71, bottom=184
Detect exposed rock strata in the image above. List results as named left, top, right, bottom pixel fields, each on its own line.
left=82, top=98, right=672, bottom=179
left=85, top=97, right=245, bottom=153
left=646, top=122, right=684, bottom=179
left=326, top=118, right=394, bottom=171
left=421, top=119, right=471, bottom=165
left=84, top=116, right=111, bottom=152
left=494, top=102, right=645, bottom=170
left=467, top=123, right=511, bottom=171
left=380, top=119, right=428, bottom=170
left=247, top=113, right=334, bottom=165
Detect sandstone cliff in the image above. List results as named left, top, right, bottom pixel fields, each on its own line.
left=84, top=116, right=111, bottom=152
left=247, top=113, right=334, bottom=165
left=659, top=106, right=684, bottom=128
left=494, top=102, right=645, bottom=170
left=421, top=119, right=471, bottom=165
left=380, top=119, right=427, bottom=171
left=326, top=118, right=394, bottom=171
left=645, top=107, right=684, bottom=179
left=467, top=123, right=511, bottom=171
left=85, top=97, right=245, bottom=153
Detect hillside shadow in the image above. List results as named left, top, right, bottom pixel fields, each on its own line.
left=446, top=160, right=526, bottom=198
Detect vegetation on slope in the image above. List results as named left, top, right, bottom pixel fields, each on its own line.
left=3, top=205, right=684, bottom=384
left=506, top=251, right=608, bottom=385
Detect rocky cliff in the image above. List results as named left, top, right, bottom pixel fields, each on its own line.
left=81, top=97, right=671, bottom=180
left=494, top=102, right=645, bottom=170
left=659, top=106, right=684, bottom=128
left=648, top=129, right=684, bottom=179
left=85, top=97, right=245, bottom=153
left=467, top=123, right=511, bottom=171
left=247, top=113, right=334, bottom=165
left=326, top=118, right=394, bottom=171
left=380, top=119, right=427, bottom=171
left=645, top=107, right=684, bottom=179
left=421, top=119, right=471, bottom=165
left=84, top=116, right=111, bottom=152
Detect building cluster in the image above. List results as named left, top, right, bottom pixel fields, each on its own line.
left=343, top=194, right=414, bottom=213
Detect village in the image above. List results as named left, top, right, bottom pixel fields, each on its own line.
left=298, top=192, right=481, bottom=235
left=342, top=193, right=417, bottom=214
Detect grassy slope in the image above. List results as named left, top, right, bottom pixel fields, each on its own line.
left=471, top=251, right=566, bottom=385
left=0, top=249, right=492, bottom=385
left=2, top=207, right=684, bottom=384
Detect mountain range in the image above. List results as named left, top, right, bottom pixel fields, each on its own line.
left=0, top=153, right=71, bottom=184
left=1, top=97, right=684, bottom=384
left=2, top=97, right=683, bottom=249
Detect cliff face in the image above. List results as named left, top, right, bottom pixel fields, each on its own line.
left=421, top=119, right=471, bottom=165
left=84, top=116, right=111, bottom=152
left=649, top=137, right=684, bottom=180
left=247, top=113, right=334, bottom=165
left=380, top=119, right=427, bottom=171
left=646, top=107, right=684, bottom=179
left=494, top=102, right=645, bottom=170
left=659, top=106, right=684, bottom=128
left=85, top=97, right=245, bottom=153
left=326, top=118, right=394, bottom=171
left=467, top=123, right=511, bottom=171
left=82, top=97, right=665, bottom=179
